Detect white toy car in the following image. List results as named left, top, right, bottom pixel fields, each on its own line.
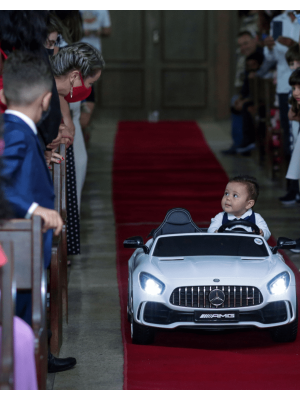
left=124, top=208, right=298, bottom=345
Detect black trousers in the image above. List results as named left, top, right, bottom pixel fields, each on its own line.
left=278, top=93, right=291, bottom=158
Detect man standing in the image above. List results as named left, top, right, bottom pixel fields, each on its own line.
left=222, top=31, right=263, bottom=155
left=80, top=10, right=111, bottom=53
left=264, top=11, right=300, bottom=160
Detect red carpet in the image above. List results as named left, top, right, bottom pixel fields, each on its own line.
left=113, top=121, right=300, bottom=390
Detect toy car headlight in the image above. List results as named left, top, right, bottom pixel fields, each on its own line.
left=267, top=272, right=290, bottom=295
left=139, top=272, right=165, bottom=295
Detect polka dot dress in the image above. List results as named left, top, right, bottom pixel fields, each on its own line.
left=66, top=145, right=81, bottom=255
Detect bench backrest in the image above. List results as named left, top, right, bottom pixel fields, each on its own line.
left=0, top=216, right=47, bottom=390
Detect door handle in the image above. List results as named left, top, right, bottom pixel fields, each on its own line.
left=152, top=30, right=160, bottom=44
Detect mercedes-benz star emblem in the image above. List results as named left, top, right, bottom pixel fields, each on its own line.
left=209, top=289, right=225, bottom=307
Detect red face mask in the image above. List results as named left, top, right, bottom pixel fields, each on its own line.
left=0, top=46, right=8, bottom=113
left=64, top=72, right=92, bottom=103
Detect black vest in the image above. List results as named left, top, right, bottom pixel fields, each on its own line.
left=222, top=210, right=256, bottom=225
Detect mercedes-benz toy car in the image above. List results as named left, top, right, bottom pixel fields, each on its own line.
left=124, top=208, right=298, bottom=345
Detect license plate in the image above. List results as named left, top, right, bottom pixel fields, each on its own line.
left=194, top=311, right=239, bottom=323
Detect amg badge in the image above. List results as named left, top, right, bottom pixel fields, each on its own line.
left=200, top=313, right=235, bottom=319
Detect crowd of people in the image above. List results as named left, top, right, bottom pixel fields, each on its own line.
left=0, top=10, right=110, bottom=388
left=223, top=11, right=299, bottom=208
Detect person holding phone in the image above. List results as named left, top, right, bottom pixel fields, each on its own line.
left=263, top=11, right=300, bottom=161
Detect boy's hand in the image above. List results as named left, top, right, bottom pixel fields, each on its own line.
left=214, top=229, right=219, bottom=233
left=259, top=229, right=264, bottom=236
left=33, top=206, right=63, bottom=236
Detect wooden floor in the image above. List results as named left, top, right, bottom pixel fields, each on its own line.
left=49, top=117, right=300, bottom=389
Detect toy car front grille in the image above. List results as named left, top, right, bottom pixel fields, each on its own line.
left=170, top=286, right=263, bottom=308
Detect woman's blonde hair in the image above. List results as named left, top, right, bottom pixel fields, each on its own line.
left=50, top=42, right=105, bottom=78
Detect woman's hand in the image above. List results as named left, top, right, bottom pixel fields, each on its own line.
left=46, top=130, right=63, bottom=150
left=44, top=150, right=52, bottom=165
left=50, top=151, right=64, bottom=164
left=59, top=124, right=74, bottom=148
left=259, top=229, right=264, bottom=236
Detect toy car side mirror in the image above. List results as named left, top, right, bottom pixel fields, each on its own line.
left=272, top=237, right=297, bottom=254
left=123, top=236, right=149, bottom=254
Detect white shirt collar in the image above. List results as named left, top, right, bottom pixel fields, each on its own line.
left=227, top=209, right=252, bottom=220
left=4, top=110, right=37, bottom=135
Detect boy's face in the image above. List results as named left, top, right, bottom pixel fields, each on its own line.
left=289, top=60, right=300, bottom=70
left=221, top=182, right=254, bottom=218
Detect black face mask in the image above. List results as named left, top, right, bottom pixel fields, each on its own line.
left=46, top=48, right=54, bottom=56
left=36, top=104, right=51, bottom=128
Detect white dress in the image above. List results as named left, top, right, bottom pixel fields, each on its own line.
left=70, top=101, right=88, bottom=212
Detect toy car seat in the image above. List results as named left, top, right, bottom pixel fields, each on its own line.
left=148, top=208, right=204, bottom=239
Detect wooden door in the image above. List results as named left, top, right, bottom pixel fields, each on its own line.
left=99, top=10, right=236, bottom=120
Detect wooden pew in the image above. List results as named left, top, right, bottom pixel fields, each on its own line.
left=49, top=143, right=68, bottom=356
left=0, top=241, right=14, bottom=390
left=59, top=144, right=68, bottom=323
left=0, top=217, right=47, bottom=390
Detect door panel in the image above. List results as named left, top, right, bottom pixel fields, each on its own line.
left=162, top=69, right=207, bottom=108
left=162, top=11, right=207, bottom=62
left=99, top=10, right=236, bottom=120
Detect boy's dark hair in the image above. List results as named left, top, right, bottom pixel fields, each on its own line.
left=285, top=43, right=300, bottom=64
left=0, top=11, right=48, bottom=55
left=3, top=51, right=52, bottom=106
left=229, top=175, right=259, bottom=203
left=289, top=68, right=300, bottom=115
left=246, top=51, right=264, bottom=67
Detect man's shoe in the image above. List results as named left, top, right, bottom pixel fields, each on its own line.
left=48, top=352, right=76, bottom=373
left=279, top=191, right=300, bottom=206
left=236, top=143, right=256, bottom=153
left=221, top=146, right=237, bottom=155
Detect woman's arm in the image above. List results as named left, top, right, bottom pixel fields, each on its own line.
left=59, top=95, right=75, bottom=138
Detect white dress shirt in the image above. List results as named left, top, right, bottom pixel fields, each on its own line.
left=264, top=11, right=300, bottom=94
left=208, top=209, right=271, bottom=241
left=4, top=109, right=39, bottom=218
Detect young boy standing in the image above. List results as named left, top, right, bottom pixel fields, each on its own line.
left=0, top=51, right=63, bottom=271
left=208, top=175, right=271, bottom=240
left=0, top=51, right=76, bottom=373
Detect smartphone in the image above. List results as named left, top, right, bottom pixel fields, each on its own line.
left=272, top=21, right=283, bottom=41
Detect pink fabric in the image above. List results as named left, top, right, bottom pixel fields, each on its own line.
left=13, top=317, right=37, bottom=390
left=0, top=317, right=37, bottom=390
left=0, top=244, right=7, bottom=265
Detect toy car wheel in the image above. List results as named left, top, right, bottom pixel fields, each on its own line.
left=131, top=317, right=155, bottom=345
left=270, top=303, right=298, bottom=343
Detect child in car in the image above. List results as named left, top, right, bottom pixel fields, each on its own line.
left=208, top=175, right=271, bottom=240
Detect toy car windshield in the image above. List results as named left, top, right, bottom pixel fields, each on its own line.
left=153, top=235, right=269, bottom=258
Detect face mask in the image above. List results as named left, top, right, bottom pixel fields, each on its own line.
left=36, top=104, right=51, bottom=127
left=64, top=72, right=92, bottom=103
left=46, top=48, right=54, bottom=56
left=294, top=11, right=300, bottom=24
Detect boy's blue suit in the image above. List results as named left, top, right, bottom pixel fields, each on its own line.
left=2, top=113, right=55, bottom=268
